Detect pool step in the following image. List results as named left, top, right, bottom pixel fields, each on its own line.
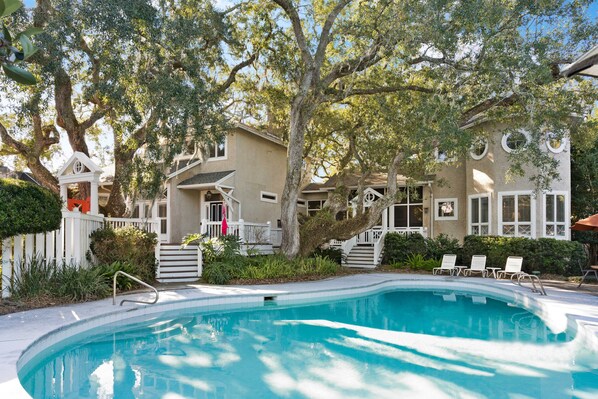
left=345, top=245, right=378, bottom=269
left=157, top=244, right=201, bottom=283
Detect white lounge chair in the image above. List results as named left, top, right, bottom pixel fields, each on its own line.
left=433, top=254, right=457, bottom=276
left=463, top=255, right=487, bottom=277
left=496, top=256, right=524, bottom=279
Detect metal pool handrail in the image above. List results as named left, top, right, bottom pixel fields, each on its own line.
left=510, top=272, right=547, bottom=296
left=113, top=271, right=159, bottom=306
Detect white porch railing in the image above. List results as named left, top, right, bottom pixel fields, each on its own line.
left=270, top=228, right=282, bottom=247
left=201, top=219, right=273, bottom=245
left=104, top=217, right=159, bottom=234
left=1, top=209, right=105, bottom=298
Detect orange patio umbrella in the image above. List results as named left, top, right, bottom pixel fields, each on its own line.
left=571, top=214, right=598, bottom=231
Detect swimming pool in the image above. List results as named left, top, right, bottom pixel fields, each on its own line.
left=17, top=288, right=598, bottom=399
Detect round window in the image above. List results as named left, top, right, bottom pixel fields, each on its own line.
left=501, top=131, right=529, bottom=153
left=470, top=138, right=488, bottom=160
left=546, top=133, right=567, bottom=153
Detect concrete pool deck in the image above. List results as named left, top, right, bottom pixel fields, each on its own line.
left=2, top=273, right=598, bottom=398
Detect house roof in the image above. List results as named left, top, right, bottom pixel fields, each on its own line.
left=0, top=165, right=39, bottom=185
left=178, top=170, right=235, bottom=187
left=563, top=44, right=598, bottom=78
left=303, top=172, right=436, bottom=192
left=235, top=123, right=286, bottom=148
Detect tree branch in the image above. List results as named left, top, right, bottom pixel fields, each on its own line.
left=216, top=52, right=258, bottom=93
left=459, top=93, right=519, bottom=126
left=314, top=0, right=352, bottom=70
left=324, top=84, right=434, bottom=102
left=320, top=39, right=383, bottom=88
left=271, top=0, right=313, bottom=66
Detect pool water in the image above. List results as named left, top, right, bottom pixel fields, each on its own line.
left=19, top=290, right=598, bottom=398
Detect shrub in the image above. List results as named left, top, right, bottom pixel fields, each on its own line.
left=94, top=261, right=137, bottom=291
left=461, top=235, right=587, bottom=276
left=426, top=234, right=461, bottom=261
left=89, top=227, right=157, bottom=282
left=310, top=246, right=344, bottom=264
left=10, top=256, right=110, bottom=302
left=382, top=233, right=427, bottom=264
left=0, top=178, right=62, bottom=239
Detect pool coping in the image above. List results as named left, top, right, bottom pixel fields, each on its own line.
left=2, top=273, right=598, bottom=398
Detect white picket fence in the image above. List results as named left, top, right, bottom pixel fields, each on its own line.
left=104, top=217, right=159, bottom=233
left=1, top=210, right=104, bottom=298
left=202, top=219, right=273, bottom=244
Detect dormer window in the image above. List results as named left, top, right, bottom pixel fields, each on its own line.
left=208, top=137, right=226, bottom=160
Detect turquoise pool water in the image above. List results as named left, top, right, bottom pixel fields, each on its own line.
left=19, top=290, right=598, bottom=398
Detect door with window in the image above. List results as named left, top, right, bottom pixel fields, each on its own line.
left=158, top=202, right=168, bottom=242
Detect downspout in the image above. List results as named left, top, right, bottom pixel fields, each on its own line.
left=428, top=181, right=434, bottom=238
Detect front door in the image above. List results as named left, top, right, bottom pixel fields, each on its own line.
left=157, top=202, right=168, bottom=242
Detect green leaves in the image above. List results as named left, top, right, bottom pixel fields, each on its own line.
left=0, top=0, right=22, bottom=18
left=19, top=34, right=37, bottom=59
left=2, top=63, right=36, bottom=84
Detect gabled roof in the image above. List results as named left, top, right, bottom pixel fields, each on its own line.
left=167, top=158, right=202, bottom=179
left=563, top=44, right=598, bottom=78
left=303, top=172, right=435, bottom=193
left=178, top=170, right=235, bottom=187
left=57, top=151, right=102, bottom=177
left=235, top=123, right=286, bottom=148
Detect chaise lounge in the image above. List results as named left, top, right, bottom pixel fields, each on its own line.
left=463, top=255, right=488, bottom=277
left=433, top=254, right=457, bottom=276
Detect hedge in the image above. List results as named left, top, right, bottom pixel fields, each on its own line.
left=461, top=235, right=587, bottom=276
left=382, top=232, right=587, bottom=276
left=89, top=226, right=157, bottom=282
left=0, top=178, right=62, bottom=239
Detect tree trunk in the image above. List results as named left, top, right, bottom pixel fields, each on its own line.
left=104, top=146, right=134, bottom=217
left=280, top=95, right=316, bottom=258
left=298, top=154, right=404, bottom=256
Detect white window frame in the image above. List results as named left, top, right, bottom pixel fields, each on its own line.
left=543, top=191, right=569, bottom=240
left=307, top=199, right=326, bottom=216
left=501, top=131, right=530, bottom=154
left=468, top=193, right=491, bottom=236
left=207, top=137, right=227, bottom=162
left=434, top=198, right=458, bottom=221
left=545, top=133, right=568, bottom=154
left=470, top=138, right=488, bottom=160
left=297, top=198, right=307, bottom=208
left=498, top=191, right=536, bottom=238
left=260, top=191, right=278, bottom=204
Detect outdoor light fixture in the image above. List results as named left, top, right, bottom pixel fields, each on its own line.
left=205, top=191, right=213, bottom=200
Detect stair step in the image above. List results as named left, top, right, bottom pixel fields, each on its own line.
left=157, top=277, right=199, bottom=283
left=158, top=271, right=200, bottom=278
left=160, top=260, right=200, bottom=266
left=158, top=266, right=199, bottom=272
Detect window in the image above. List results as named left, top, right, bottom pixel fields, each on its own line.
left=307, top=200, right=326, bottom=216
left=501, top=131, right=529, bottom=153
left=208, top=137, right=226, bottom=160
left=435, top=198, right=458, bottom=221
left=297, top=199, right=306, bottom=207
left=544, top=192, right=567, bottom=239
left=158, top=203, right=167, bottom=234
left=470, top=138, right=488, bottom=160
left=498, top=192, right=535, bottom=237
left=546, top=133, right=567, bottom=154
left=392, top=186, right=424, bottom=228
left=469, top=194, right=491, bottom=235
left=260, top=191, right=278, bottom=203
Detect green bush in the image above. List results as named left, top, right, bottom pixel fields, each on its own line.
left=89, top=227, right=157, bottom=282
left=426, top=234, right=461, bottom=261
left=10, top=256, right=110, bottom=302
left=94, top=261, right=137, bottom=291
left=382, top=233, right=427, bottom=264
left=461, top=235, right=587, bottom=276
left=201, top=254, right=340, bottom=284
left=0, top=178, right=62, bottom=239
left=310, top=246, right=344, bottom=264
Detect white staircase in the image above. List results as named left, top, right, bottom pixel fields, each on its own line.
left=157, top=244, right=201, bottom=283
left=345, top=245, right=377, bottom=268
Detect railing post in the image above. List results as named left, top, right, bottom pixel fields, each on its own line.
left=200, top=219, right=207, bottom=235
left=72, top=209, right=82, bottom=265
left=239, top=219, right=245, bottom=243
left=197, top=245, right=203, bottom=277
left=2, top=239, right=12, bottom=298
